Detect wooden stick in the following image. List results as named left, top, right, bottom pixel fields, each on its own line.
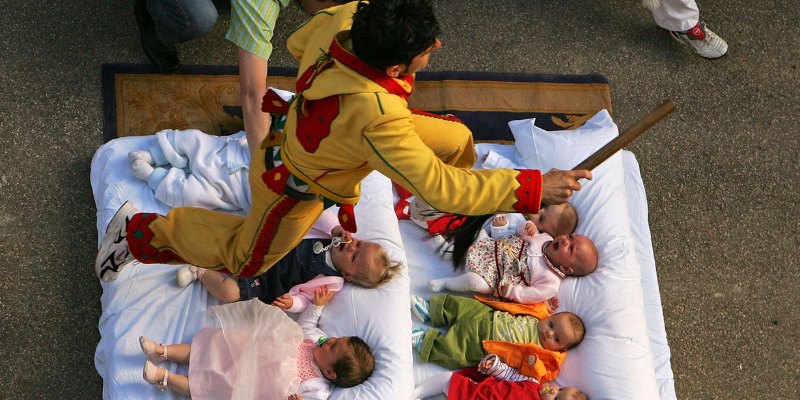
left=573, top=99, right=676, bottom=171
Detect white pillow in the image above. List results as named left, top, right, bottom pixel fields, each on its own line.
left=510, top=109, right=618, bottom=171
left=506, top=111, right=660, bottom=399
left=318, top=172, right=414, bottom=400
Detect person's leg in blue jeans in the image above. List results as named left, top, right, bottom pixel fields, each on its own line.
left=134, top=0, right=219, bottom=72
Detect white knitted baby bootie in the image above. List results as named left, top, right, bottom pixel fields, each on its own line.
left=176, top=265, right=205, bottom=288
left=128, top=150, right=155, bottom=165
left=131, top=159, right=155, bottom=181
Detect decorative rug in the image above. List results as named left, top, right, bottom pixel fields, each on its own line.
left=102, top=63, right=612, bottom=143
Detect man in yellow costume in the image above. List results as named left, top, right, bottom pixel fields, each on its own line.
left=96, top=0, right=591, bottom=281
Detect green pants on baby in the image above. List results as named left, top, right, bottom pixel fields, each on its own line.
left=418, top=294, right=495, bottom=369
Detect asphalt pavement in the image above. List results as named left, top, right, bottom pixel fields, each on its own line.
left=0, top=0, right=797, bottom=398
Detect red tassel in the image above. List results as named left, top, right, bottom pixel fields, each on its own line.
left=338, top=204, right=357, bottom=233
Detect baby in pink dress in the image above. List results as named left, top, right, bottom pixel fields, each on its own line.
left=138, top=287, right=374, bottom=400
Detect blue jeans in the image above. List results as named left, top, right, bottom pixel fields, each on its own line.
left=147, top=0, right=219, bottom=45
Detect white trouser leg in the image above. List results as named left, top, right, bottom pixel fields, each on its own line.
left=650, top=0, right=700, bottom=31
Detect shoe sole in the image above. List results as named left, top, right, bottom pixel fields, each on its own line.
left=669, top=31, right=728, bottom=60
left=95, top=201, right=136, bottom=281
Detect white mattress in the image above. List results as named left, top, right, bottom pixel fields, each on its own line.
left=92, top=119, right=676, bottom=399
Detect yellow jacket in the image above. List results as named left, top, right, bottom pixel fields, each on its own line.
left=281, top=3, right=542, bottom=217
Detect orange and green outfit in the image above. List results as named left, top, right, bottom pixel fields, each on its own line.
left=418, top=294, right=566, bottom=382
left=126, top=2, right=543, bottom=277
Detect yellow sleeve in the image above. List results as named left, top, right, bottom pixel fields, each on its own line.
left=362, top=96, right=542, bottom=215
left=287, top=3, right=356, bottom=65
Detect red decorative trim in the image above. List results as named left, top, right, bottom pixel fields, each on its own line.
left=512, top=170, right=542, bottom=214
left=328, top=37, right=413, bottom=100
left=410, top=108, right=463, bottom=124
left=261, top=88, right=290, bottom=114
left=338, top=204, right=357, bottom=233
left=394, top=198, right=410, bottom=220
left=296, top=95, right=340, bottom=153
left=240, top=196, right=300, bottom=277
left=296, top=59, right=335, bottom=94
left=426, top=214, right=464, bottom=236
left=127, top=213, right=186, bottom=264
left=393, top=182, right=413, bottom=200
left=262, top=164, right=290, bottom=195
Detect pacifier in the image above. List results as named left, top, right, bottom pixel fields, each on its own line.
left=312, top=236, right=352, bottom=254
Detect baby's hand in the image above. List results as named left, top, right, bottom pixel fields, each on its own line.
left=331, top=225, right=352, bottom=243
left=523, top=221, right=537, bottom=237
left=547, top=297, right=560, bottom=313
left=271, top=294, right=294, bottom=310
left=478, top=354, right=499, bottom=374
left=492, top=215, right=508, bottom=227
left=312, top=286, right=335, bottom=306
left=498, top=283, right=511, bottom=298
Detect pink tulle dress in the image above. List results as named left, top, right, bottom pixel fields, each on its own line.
left=187, top=300, right=304, bottom=400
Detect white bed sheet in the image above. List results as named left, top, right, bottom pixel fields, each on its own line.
left=91, top=136, right=413, bottom=400
left=406, top=145, right=676, bottom=400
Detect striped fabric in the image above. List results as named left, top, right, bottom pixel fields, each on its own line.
left=225, top=0, right=290, bottom=60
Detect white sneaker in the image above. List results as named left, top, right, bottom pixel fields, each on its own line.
left=176, top=265, right=198, bottom=288
left=669, top=21, right=728, bottom=59
left=95, top=201, right=138, bottom=281
left=410, top=295, right=430, bottom=323
left=411, top=328, right=426, bottom=349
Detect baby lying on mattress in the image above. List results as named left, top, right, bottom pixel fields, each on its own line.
left=415, top=353, right=588, bottom=400
left=403, top=192, right=597, bottom=306
left=176, top=208, right=398, bottom=309
left=138, top=295, right=374, bottom=399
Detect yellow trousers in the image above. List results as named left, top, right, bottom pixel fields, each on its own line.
left=127, top=112, right=474, bottom=277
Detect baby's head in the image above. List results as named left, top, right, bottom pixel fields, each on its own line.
left=538, top=311, right=585, bottom=352
left=544, top=234, right=598, bottom=277
left=313, top=336, right=375, bottom=388
left=540, top=383, right=589, bottom=400
left=524, top=202, right=578, bottom=237
left=330, top=238, right=399, bottom=288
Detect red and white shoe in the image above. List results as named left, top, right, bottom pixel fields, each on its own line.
left=670, top=21, right=728, bottom=59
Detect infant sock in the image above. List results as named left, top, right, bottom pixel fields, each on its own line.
left=128, top=150, right=154, bottom=165
left=131, top=159, right=155, bottom=181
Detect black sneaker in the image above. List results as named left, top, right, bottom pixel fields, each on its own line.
left=134, top=0, right=180, bottom=73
